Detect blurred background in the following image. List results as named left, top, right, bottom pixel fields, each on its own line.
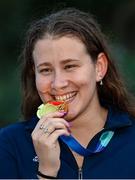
left=0, top=0, right=135, bottom=127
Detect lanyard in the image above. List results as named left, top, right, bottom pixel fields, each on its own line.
left=60, top=130, right=114, bottom=156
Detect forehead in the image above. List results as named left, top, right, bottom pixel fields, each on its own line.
left=32, top=36, right=90, bottom=66
left=34, top=35, right=87, bottom=54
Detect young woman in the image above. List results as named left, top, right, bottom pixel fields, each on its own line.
left=1, top=8, right=135, bottom=179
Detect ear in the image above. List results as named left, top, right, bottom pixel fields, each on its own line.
left=32, top=64, right=35, bottom=72
left=95, top=53, right=108, bottom=82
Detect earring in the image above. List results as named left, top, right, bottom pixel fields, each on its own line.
left=100, top=79, right=103, bottom=86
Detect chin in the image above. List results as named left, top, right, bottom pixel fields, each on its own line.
left=64, top=111, right=77, bottom=122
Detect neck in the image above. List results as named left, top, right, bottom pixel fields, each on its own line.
left=70, top=102, right=108, bottom=137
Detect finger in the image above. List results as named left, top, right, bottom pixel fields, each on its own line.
left=44, top=117, right=70, bottom=128
left=45, top=111, right=66, bottom=118
left=34, top=111, right=66, bottom=132
left=32, top=115, right=69, bottom=140
left=32, top=120, right=70, bottom=142
left=47, top=128, right=70, bottom=145
left=32, top=110, right=70, bottom=146
left=39, top=129, right=70, bottom=149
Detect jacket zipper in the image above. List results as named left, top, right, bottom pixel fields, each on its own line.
left=78, top=167, right=83, bottom=179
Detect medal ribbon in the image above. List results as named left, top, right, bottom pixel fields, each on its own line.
left=60, top=131, right=114, bottom=156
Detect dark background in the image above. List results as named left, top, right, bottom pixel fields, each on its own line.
left=0, top=0, right=135, bottom=127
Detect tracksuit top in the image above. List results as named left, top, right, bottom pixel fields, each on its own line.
left=0, top=106, right=135, bottom=179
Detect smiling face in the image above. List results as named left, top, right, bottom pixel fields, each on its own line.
left=33, top=36, right=103, bottom=121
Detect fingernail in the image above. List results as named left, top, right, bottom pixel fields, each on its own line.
left=59, top=111, right=67, bottom=117
left=63, top=112, right=68, bottom=116
left=68, top=122, right=72, bottom=127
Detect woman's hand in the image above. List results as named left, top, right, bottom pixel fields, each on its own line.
left=31, top=111, right=70, bottom=177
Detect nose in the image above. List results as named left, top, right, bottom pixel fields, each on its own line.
left=51, top=71, right=68, bottom=90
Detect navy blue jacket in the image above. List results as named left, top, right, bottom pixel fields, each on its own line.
left=0, top=107, right=135, bottom=179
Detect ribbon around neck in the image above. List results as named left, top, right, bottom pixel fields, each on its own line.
left=60, top=131, right=114, bottom=156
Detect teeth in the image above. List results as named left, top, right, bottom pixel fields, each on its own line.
left=55, top=92, right=76, bottom=101
left=67, top=94, right=69, bottom=99
left=63, top=95, right=66, bottom=100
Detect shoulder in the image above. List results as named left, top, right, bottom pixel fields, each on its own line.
left=0, top=118, right=37, bottom=156
left=115, top=115, right=135, bottom=148
left=0, top=117, right=37, bottom=148
left=0, top=116, right=38, bottom=139
left=0, top=119, right=37, bottom=179
left=0, top=121, right=29, bottom=138
left=0, top=121, right=30, bottom=159
left=106, top=107, right=135, bottom=143
left=126, top=115, right=135, bottom=133
left=0, top=121, right=31, bottom=151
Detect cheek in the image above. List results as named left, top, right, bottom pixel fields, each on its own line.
left=35, top=74, right=50, bottom=93
left=76, top=68, right=96, bottom=89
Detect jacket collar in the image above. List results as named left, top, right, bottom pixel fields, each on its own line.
left=25, top=106, right=132, bottom=132
left=104, top=106, right=132, bottom=130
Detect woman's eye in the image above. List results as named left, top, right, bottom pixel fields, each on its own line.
left=64, top=64, right=77, bottom=70
left=39, top=68, right=52, bottom=74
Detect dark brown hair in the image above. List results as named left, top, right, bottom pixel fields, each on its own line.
left=21, top=8, right=135, bottom=120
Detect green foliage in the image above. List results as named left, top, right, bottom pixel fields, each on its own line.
left=0, top=0, right=135, bottom=127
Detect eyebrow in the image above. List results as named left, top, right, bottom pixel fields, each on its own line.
left=37, top=59, right=80, bottom=68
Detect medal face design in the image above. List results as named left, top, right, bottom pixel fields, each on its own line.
left=37, top=101, right=68, bottom=118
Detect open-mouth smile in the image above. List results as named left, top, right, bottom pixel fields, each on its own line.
left=54, top=91, right=77, bottom=102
